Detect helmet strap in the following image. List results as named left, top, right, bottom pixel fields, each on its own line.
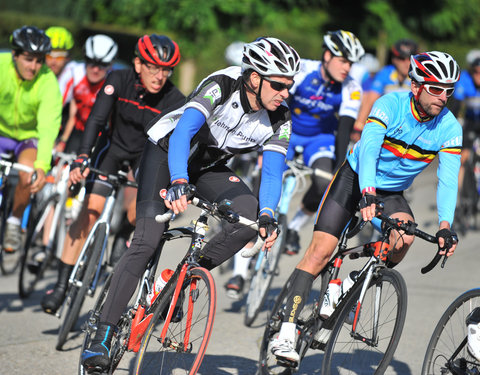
left=243, top=73, right=266, bottom=110
left=413, top=85, right=432, bottom=120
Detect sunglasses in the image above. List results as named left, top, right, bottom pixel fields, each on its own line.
left=86, top=59, right=110, bottom=69
left=423, top=84, right=455, bottom=98
left=263, top=76, right=294, bottom=92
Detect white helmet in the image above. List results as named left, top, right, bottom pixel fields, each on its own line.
left=359, top=53, right=380, bottom=74
left=225, top=41, right=245, bottom=66
left=466, top=49, right=480, bottom=67
left=323, top=30, right=365, bottom=63
left=84, top=34, right=118, bottom=64
left=409, top=51, right=460, bottom=84
left=242, top=37, right=300, bottom=77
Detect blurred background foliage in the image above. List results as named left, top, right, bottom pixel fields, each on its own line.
left=1, top=0, right=480, bottom=93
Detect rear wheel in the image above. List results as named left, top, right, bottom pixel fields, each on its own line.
left=18, top=194, right=59, bottom=298
left=321, top=268, right=407, bottom=375
left=422, top=288, right=480, bottom=375
left=245, top=214, right=287, bottom=327
left=134, top=267, right=216, bottom=375
left=57, top=223, right=107, bottom=350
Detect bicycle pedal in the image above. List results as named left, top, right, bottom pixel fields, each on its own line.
left=276, top=357, right=298, bottom=368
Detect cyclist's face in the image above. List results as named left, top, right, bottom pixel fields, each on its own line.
left=392, top=56, right=411, bottom=78
left=134, top=57, right=171, bottom=94
left=412, top=81, right=453, bottom=117
left=13, top=51, right=44, bottom=81
left=256, top=73, right=293, bottom=111
left=45, top=50, right=69, bottom=76
left=323, top=52, right=352, bottom=83
left=86, top=61, right=110, bottom=85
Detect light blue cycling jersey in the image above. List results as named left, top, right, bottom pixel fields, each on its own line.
left=454, top=70, right=480, bottom=124
left=370, top=65, right=411, bottom=95
left=347, top=91, right=462, bottom=225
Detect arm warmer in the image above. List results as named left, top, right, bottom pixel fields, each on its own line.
left=259, top=150, right=286, bottom=217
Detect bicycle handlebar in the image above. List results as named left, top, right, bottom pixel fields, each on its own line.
left=0, top=156, right=34, bottom=174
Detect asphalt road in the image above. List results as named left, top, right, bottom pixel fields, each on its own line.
left=1, top=161, right=479, bottom=375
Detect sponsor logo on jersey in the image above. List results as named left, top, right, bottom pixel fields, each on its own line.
left=229, top=176, right=240, bottom=182
left=279, top=123, right=291, bottom=141
left=104, top=85, right=114, bottom=95
left=159, top=189, right=167, bottom=199
left=350, top=91, right=361, bottom=100
left=203, top=84, right=222, bottom=106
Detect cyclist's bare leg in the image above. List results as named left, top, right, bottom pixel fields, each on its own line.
left=296, top=230, right=338, bottom=275
left=458, top=148, right=470, bottom=191
left=60, top=193, right=105, bottom=265
left=11, top=148, right=36, bottom=218
left=385, top=211, right=415, bottom=264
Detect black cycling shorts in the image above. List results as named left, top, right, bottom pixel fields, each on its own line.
left=313, top=161, right=413, bottom=238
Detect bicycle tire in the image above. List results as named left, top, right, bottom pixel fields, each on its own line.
left=421, top=288, right=480, bottom=375
left=321, top=268, right=407, bottom=375
left=258, top=269, right=328, bottom=375
left=57, top=223, right=107, bottom=350
left=134, top=267, right=216, bottom=375
left=245, top=214, right=287, bottom=327
left=0, top=179, right=22, bottom=275
left=18, top=193, right=59, bottom=298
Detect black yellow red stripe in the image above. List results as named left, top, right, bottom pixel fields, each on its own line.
left=382, top=136, right=438, bottom=163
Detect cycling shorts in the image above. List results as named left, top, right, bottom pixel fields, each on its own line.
left=313, top=161, right=413, bottom=238
left=286, top=132, right=335, bottom=165
left=0, top=136, right=37, bottom=159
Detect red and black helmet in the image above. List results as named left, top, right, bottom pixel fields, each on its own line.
left=135, top=34, right=180, bottom=67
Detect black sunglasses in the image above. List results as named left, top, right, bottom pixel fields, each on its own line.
left=86, top=58, right=110, bottom=69
left=263, top=76, right=294, bottom=91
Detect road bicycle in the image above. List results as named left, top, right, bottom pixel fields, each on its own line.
left=0, top=152, right=34, bottom=275
left=56, top=164, right=137, bottom=350
left=243, top=154, right=333, bottom=327
left=422, top=288, right=480, bottom=374
left=79, top=186, right=260, bottom=375
left=18, top=151, right=77, bottom=298
left=259, top=209, right=449, bottom=375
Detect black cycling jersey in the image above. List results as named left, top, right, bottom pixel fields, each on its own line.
left=79, top=67, right=186, bottom=156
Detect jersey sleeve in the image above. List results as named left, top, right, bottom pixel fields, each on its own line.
left=339, top=77, right=363, bottom=119
left=262, top=105, right=292, bottom=156
left=34, top=71, right=62, bottom=172
left=78, top=71, right=120, bottom=156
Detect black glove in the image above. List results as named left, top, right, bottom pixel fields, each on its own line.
left=359, top=193, right=377, bottom=210
left=165, top=182, right=189, bottom=202
left=258, top=215, right=278, bottom=240
left=70, top=154, right=89, bottom=172
left=435, top=228, right=458, bottom=249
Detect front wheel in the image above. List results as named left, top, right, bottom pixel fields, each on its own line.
left=322, top=268, right=408, bottom=375
left=422, top=288, right=480, bottom=375
left=134, top=267, right=216, bottom=375
left=244, top=214, right=287, bottom=327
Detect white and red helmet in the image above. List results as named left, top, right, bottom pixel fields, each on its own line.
left=409, top=51, right=460, bottom=84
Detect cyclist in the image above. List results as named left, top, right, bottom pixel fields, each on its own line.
left=80, top=36, right=300, bottom=373
left=352, top=38, right=418, bottom=141
left=271, top=51, right=462, bottom=363
left=40, top=34, right=185, bottom=315
left=282, top=30, right=365, bottom=257
left=449, top=49, right=480, bottom=195
left=45, top=26, right=78, bottom=107
left=0, top=26, right=62, bottom=252
left=56, top=34, right=118, bottom=153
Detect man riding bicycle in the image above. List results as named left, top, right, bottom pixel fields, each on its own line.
left=282, top=30, right=365, bottom=257
left=271, top=51, right=462, bottom=363
left=40, top=34, right=185, bottom=316
left=0, top=26, right=62, bottom=253
left=80, top=36, right=301, bottom=373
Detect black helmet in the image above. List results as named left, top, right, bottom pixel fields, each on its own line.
left=10, top=26, right=51, bottom=54
left=391, top=39, right=418, bottom=59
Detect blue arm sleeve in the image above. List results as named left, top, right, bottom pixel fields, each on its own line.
left=259, top=150, right=286, bottom=218
left=437, top=150, right=461, bottom=225
left=168, top=108, right=206, bottom=182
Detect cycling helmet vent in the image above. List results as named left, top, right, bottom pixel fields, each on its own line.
left=45, top=26, right=74, bottom=50
left=242, top=37, right=300, bottom=77
left=135, top=34, right=180, bottom=67
left=323, top=30, right=365, bottom=63
left=11, top=25, right=51, bottom=54
left=409, top=51, right=460, bottom=84
left=84, top=34, right=118, bottom=64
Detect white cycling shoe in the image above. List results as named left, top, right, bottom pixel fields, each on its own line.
left=466, top=307, right=480, bottom=361
left=270, top=337, right=300, bottom=363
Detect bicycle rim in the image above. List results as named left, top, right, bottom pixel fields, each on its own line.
left=422, top=288, right=480, bottom=375
left=57, top=223, right=106, bottom=350
left=134, top=267, right=216, bottom=375
left=322, top=268, right=407, bottom=375
left=18, top=194, right=58, bottom=298
left=245, top=216, right=286, bottom=327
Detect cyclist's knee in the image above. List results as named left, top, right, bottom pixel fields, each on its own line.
left=298, top=231, right=337, bottom=274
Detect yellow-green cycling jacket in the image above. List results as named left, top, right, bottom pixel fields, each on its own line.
left=0, top=52, right=62, bottom=172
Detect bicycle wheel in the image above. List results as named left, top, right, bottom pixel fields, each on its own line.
left=0, top=179, right=22, bottom=275
left=18, top=193, right=59, bottom=298
left=245, top=214, right=287, bottom=327
left=57, top=223, right=107, bottom=350
left=258, top=269, right=328, bottom=375
left=422, top=288, right=480, bottom=375
left=322, top=268, right=408, bottom=375
left=134, top=267, right=216, bottom=375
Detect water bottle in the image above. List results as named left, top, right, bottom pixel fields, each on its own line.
left=341, top=271, right=359, bottom=295
left=320, top=278, right=341, bottom=319
left=146, top=268, right=174, bottom=306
